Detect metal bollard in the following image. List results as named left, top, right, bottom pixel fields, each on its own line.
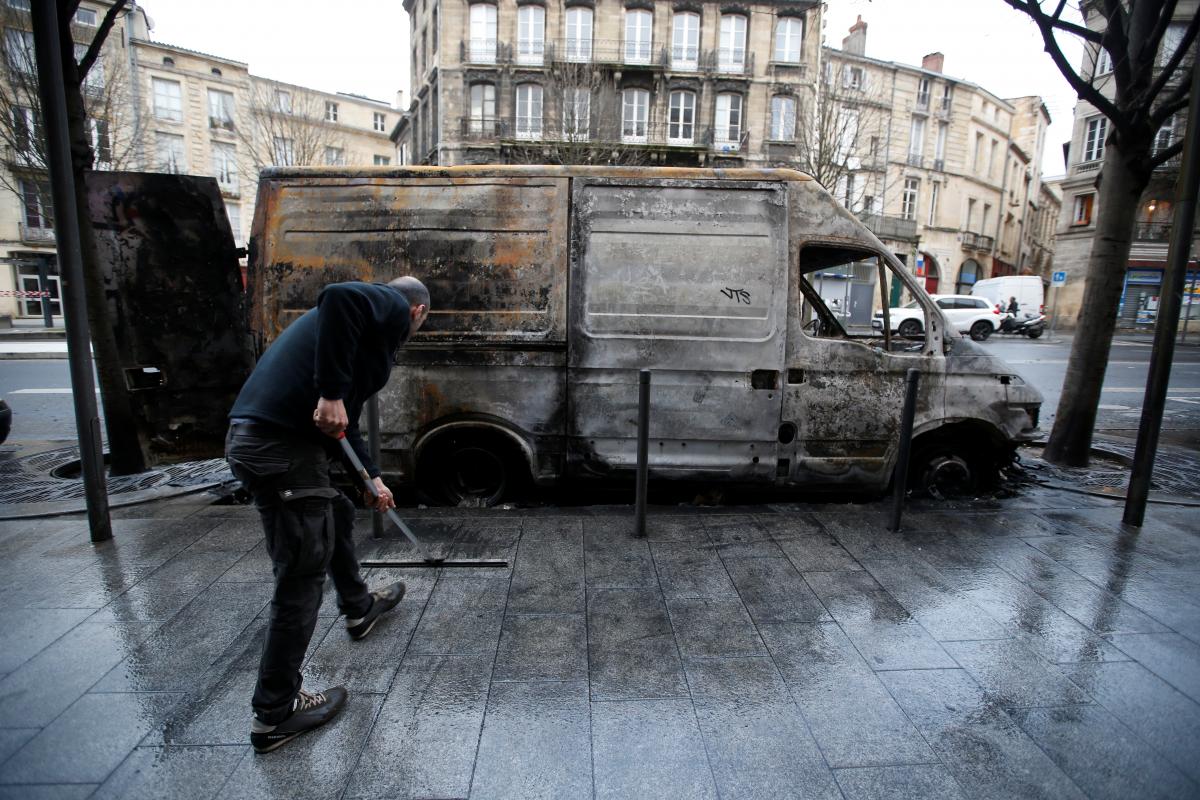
left=888, top=368, right=921, bottom=532
left=635, top=370, right=650, bottom=538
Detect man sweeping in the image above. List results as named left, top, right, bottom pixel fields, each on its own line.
left=225, top=276, right=430, bottom=753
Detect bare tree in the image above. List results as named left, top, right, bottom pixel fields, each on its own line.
left=237, top=81, right=349, bottom=170
left=794, top=76, right=886, bottom=213
left=1002, top=0, right=1195, bottom=466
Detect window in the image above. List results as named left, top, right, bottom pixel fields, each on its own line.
left=324, top=146, right=345, bottom=166
left=934, top=122, right=947, bottom=165
left=374, top=154, right=391, bottom=165
left=7, top=0, right=31, bottom=10
left=73, top=43, right=104, bottom=92
left=74, top=7, right=97, bottom=25
left=835, top=108, right=858, bottom=163
left=4, top=28, right=33, bottom=73
left=208, top=89, right=235, bottom=130
left=1083, top=115, right=1106, bottom=162
left=373, top=112, right=387, bottom=132
left=275, top=89, right=292, bottom=114
left=1096, top=47, right=1112, bottom=76
left=956, top=259, right=979, bottom=294
left=468, top=4, right=497, bottom=62
left=518, top=5, right=545, bottom=65
left=1072, top=193, right=1094, bottom=225
left=909, top=116, right=925, bottom=160
left=152, top=78, right=183, bottom=122
left=982, top=202, right=992, bottom=232
left=431, top=6, right=438, bottom=52
left=770, top=95, right=796, bottom=141
left=672, top=12, right=699, bottom=69
left=916, top=78, right=930, bottom=109
left=966, top=197, right=976, bottom=230
left=468, top=82, right=496, bottom=134
left=714, top=92, right=743, bottom=149
left=212, top=142, right=238, bottom=190
left=622, top=87, right=649, bottom=144
left=89, top=118, right=110, bottom=166
left=843, top=65, right=864, bottom=90
left=155, top=132, right=186, bottom=173
left=565, top=7, right=593, bottom=62
left=901, top=177, right=919, bottom=220
left=718, top=14, right=746, bottom=73
left=1159, top=22, right=1185, bottom=68
left=624, top=9, right=652, bottom=65
left=12, top=106, right=38, bottom=155
left=1153, top=118, right=1174, bottom=156
left=563, top=87, right=590, bottom=140
left=927, top=181, right=939, bottom=226
left=774, top=17, right=803, bottom=63
left=325, top=101, right=339, bottom=122
left=225, top=201, right=241, bottom=245
left=19, top=179, right=51, bottom=230
left=515, top=83, right=543, bottom=139
left=668, top=90, right=696, bottom=144
left=272, top=136, right=294, bottom=166
left=988, top=139, right=998, bottom=177
left=940, top=83, right=953, bottom=113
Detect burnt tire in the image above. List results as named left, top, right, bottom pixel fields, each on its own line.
left=418, top=429, right=527, bottom=507
left=969, top=321, right=993, bottom=341
left=909, top=439, right=996, bottom=499
left=898, top=319, right=923, bottom=338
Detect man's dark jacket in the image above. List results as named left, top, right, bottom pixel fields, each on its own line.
left=229, top=281, right=411, bottom=477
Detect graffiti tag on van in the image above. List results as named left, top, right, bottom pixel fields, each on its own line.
left=721, top=287, right=752, bottom=304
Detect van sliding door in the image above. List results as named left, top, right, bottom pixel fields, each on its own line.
left=567, top=178, right=788, bottom=482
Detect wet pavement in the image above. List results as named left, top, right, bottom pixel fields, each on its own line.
left=0, top=487, right=1198, bottom=799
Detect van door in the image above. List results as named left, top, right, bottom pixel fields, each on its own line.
left=567, top=178, right=789, bottom=481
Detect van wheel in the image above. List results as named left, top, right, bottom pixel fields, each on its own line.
left=418, top=430, right=526, bottom=507
left=898, top=319, right=923, bottom=338
left=969, top=321, right=993, bottom=341
left=909, top=440, right=993, bottom=499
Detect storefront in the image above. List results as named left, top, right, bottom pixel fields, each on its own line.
left=956, top=258, right=980, bottom=294
left=1118, top=264, right=1200, bottom=328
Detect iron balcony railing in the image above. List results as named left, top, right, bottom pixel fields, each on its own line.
left=461, top=39, right=513, bottom=65
left=907, top=153, right=924, bottom=168
left=463, top=115, right=744, bottom=151
left=1135, top=221, right=1172, bottom=241
left=936, top=100, right=952, bottom=118
left=860, top=214, right=918, bottom=241
left=961, top=231, right=995, bottom=251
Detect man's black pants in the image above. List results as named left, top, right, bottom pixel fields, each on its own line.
left=225, top=420, right=373, bottom=724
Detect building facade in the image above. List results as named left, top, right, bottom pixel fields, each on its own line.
left=397, top=0, right=822, bottom=167
left=1051, top=0, right=1197, bottom=331
left=0, top=1, right=399, bottom=322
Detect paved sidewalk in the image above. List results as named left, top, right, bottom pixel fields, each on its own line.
left=0, top=488, right=1197, bottom=799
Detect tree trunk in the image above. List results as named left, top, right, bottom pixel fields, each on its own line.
left=57, top=2, right=146, bottom=474
left=1043, top=140, right=1148, bottom=466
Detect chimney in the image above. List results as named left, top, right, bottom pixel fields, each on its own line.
left=394, top=89, right=406, bottom=110
left=842, top=15, right=867, bottom=56
left=922, top=52, right=945, bottom=73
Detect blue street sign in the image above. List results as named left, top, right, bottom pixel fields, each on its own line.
left=1052, top=271, right=1068, bottom=287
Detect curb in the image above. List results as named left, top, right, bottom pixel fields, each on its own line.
left=0, top=351, right=69, bottom=360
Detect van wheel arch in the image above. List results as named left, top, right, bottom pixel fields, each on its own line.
left=414, top=422, right=533, bottom=507
left=906, top=421, right=1010, bottom=498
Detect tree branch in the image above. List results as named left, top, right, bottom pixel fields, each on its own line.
left=1149, top=87, right=1191, bottom=128
left=77, top=0, right=126, bottom=79
left=1000, top=0, right=1104, bottom=42
left=1147, top=136, right=1184, bottom=170
left=1142, top=10, right=1199, bottom=109
left=1098, top=0, right=1133, bottom=89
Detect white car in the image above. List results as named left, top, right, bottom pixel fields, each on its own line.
left=873, top=294, right=1004, bottom=341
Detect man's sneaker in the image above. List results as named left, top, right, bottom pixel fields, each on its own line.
left=345, top=581, right=406, bottom=640
left=250, top=686, right=348, bottom=754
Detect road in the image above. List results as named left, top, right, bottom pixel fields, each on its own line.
left=2, top=335, right=1199, bottom=450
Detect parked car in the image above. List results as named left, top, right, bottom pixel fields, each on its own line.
left=874, top=294, right=1003, bottom=341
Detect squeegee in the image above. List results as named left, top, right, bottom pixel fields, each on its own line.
left=337, top=433, right=508, bottom=569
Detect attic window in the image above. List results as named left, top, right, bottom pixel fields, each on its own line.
left=162, top=56, right=175, bottom=66
left=211, top=67, right=222, bottom=76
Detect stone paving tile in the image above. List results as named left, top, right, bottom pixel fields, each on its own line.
left=0, top=692, right=183, bottom=785
left=494, top=613, right=587, bottom=682
left=760, top=622, right=936, bottom=768
left=651, top=541, right=736, bottom=599
left=212, top=542, right=269, bottom=583
left=143, top=549, right=251, bottom=588
left=183, top=518, right=263, bottom=554
left=833, top=765, right=967, bottom=800
left=0, top=607, right=93, bottom=672
left=406, top=576, right=509, bottom=656
left=880, top=668, right=1087, bottom=800
left=666, top=596, right=767, bottom=658
left=345, top=654, right=491, bottom=800
left=470, top=680, right=592, bottom=800
left=755, top=512, right=826, bottom=537
left=723, top=557, right=830, bottom=624
left=1009, top=704, right=1199, bottom=800
left=587, top=587, right=687, bottom=700
left=591, top=698, right=718, bottom=800
left=1106, top=632, right=1200, bottom=702
left=861, top=557, right=1010, bottom=641
left=21, top=561, right=161, bottom=610
left=93, top=745, right=248, bottom=800
left=216, top=694, right=383, bottom=800
left=0, top=727, right=37, bottom=765
left=584, top=525, right=657, bottom=589
left=804, top=571, right=956, bottom=671
left=507, top=525, right=585, bottom=614
left=942, top=639, right=1094, bottom=709
left=0, top=620, right=162, bottom=728
left=704, top=516, right=783, bottom=559
left=0, top=785, right=98, bottom=800
left=86, top=576, right=215, bottom=623
left=774, top=530, right=863, bottom=572
left=1063, top=660, right=1200, bottom=785
left=158, top=668, right=258, bottom=746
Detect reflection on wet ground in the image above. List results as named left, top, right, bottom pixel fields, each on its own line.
left=0, top=486, right=1197, bottom=798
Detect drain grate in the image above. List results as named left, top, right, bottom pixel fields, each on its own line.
left=0, top=445, right=232, bottom=507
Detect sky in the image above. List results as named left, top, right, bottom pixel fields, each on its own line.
left=141, top=0, right=1082, bottom=176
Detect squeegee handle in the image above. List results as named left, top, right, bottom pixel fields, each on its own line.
left=336, top=433, right=428, bottom=556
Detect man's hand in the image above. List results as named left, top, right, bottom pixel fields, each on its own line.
left=365, top=477, right=395, bottom=511
left=313, top=397, right=348, bottom=437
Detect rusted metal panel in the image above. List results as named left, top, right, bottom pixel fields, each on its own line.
left=86, top=171, right=253, bottom=464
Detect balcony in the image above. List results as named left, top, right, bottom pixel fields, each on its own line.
left=1135, top=221, right=1171, bottom=241
left=709, top=127, right=749, bottom=154
left=1072, top=160, right=1101, bottom=176
left=460, top=39, right=511, bottom=65
left=936, top=100, right=952, bottom=119
left=915, top=94, right=930, bottom=113
left=20, top=222, right=54, bottom=243
left=710, top=48, right=754, bottom=76
left=961, top=231, right=995, bottom=251
left=932, top=158, right=945, bottom=172
left=547, top=39, right=667, bottom=68
left=860, top=214, right=918, bottom=242
left=906, top=153, right=924, bottom=168
left=477, top=115, right=726, bottom=151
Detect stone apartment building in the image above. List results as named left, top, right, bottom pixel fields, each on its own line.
left=821, top=20, right=1056, bottom=308
left=0, top=0, right=398, bottom=323
left=396, top=0, right=822, bottom=167
left=1052, top=0, right=1197, bottom=330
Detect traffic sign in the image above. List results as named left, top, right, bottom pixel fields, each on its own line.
left=1052, top=270, right=1068, bottom=287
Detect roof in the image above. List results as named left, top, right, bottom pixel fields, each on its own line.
left=822, top=45, right=1016, bottom=110
left=131, top=38, right=248, bottom=69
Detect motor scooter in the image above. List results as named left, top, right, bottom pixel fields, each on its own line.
left=997, top=312, right=1046, bottom=338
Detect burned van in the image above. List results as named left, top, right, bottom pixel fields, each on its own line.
left=247, top=166, right=1041, bottom=503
